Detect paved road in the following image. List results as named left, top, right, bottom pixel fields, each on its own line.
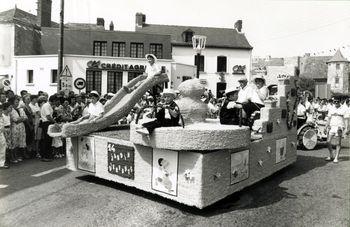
left=0, top=142, right=349, bottom=227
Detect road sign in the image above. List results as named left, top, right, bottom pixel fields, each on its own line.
left=60, top=65, right=73, bottom=95
left=74, top=77, right=86, bottom=90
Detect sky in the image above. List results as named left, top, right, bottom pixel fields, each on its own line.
left=1, top=0, right=350, bottom=58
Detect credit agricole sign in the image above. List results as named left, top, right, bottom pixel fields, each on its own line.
left=87, top=60, right=146, bottom=72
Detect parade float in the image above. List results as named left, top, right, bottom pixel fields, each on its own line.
left=49, top=73, right=298, bottom=209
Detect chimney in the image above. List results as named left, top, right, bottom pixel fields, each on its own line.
left=97, top=18, right=105, bottom=27
left=109, top=21, right=114, bottom=31
left=37, top=0, right=52, bottom=27
left=135, top=13, right=146, bottom=28
left=234, top=20, right=242, bottom=32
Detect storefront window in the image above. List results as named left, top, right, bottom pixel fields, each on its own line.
left=93, top=41, right=107, bottom=56
left=107, top=71, right=123, bottom=93
left=112, top=42, right=126, bottom=57
left=86, top=70, right=102, bottom=93
left=130, top=43, right=144, bottom=58
left=149, top=44, right=163, bottom=59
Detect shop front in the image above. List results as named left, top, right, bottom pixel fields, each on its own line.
left=14, top=54, right=194, bottom=95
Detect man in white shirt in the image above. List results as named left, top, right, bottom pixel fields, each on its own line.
left=72, top=91, right=104, bottom=124
left=325, top=97, right=346, bottom=163
left=237, top=76, right=266, bottom=127
left=40, top=95, right=57, bottom=161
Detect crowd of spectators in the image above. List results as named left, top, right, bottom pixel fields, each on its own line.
left=0, top=89, right=118, bottom=169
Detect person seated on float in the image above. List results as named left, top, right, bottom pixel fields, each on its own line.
left=325, top=97, right=346, bottom=163
left=71, top=91, right=104, bottom=124
left=236, top=76, right=266, bottom=125
left=123, top=54, right=162, bottom=94
left=219, top=88, right=240, bottom=125
left=136, top=89, right=180, bottom=135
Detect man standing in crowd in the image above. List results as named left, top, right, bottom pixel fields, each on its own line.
left=40, top=95, right=57, bottom=162
left=325, top=97, right=346, bottom=163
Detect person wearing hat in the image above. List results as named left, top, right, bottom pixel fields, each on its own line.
left=253, top=75, right=268, bottom=103
left=122, top=54, right=162, bottom=94
left=72, top=91, right=104, bottom=124
left=236, top=76, right=266, bottom=125
left=136, top=89, right=180, bottom=135
left=219, top=87, right=241, bottom=125
left=325, top=96, right=346, bottom=163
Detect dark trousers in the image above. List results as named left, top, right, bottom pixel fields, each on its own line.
left=243, top=102, right=264, bottom=119
left=40, top=121, right=53, bottom=159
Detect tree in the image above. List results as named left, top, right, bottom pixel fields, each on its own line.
left=296, top=76, right=315, bottom=93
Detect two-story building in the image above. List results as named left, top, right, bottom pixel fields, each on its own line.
left=134, top=13, right=253, bottom=97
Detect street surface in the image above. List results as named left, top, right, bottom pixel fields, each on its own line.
left=0, top=140, right=349, bottom=227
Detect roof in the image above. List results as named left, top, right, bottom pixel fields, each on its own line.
left=300, top=56, right=332, bottom=79
left=327, top=49, right=349, bottom=63
left=136, top=24, right=252, bottom=50
left=65, top=23, right=105, bottom=30
left=0, top=7, right=58, bottom=27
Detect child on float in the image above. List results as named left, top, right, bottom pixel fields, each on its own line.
left=72, top=91, right=104, bottom=124
left=219, top=87, right=241, bottom=125
left=136, top=89, right=180, bottom=135
left=122, top=54, right=162, bottom=94
left=325, top=97, right=346, bottom=163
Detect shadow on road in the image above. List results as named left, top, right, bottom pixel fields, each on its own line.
left=0, top=159, right=69, bottom=199
left=77, top=152, right=341, bottom=217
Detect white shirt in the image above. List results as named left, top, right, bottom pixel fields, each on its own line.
left=297, top=103, right=307, bottom=118
left=341, top=104, right=350, bottom=119
left=328, top=106, right=345, bottom=127
left=145, top=63, right=161, bottom=77
left=40, top=102, right=53, bottom=122
left=1, top=113, right=10, bottom=126
left=29, top=102, right=40, bottom=116
left=249, top=86, right=268, bottom=105
left=237, top=85, right=251, bottom=103
left=88, top=102, right=104, bottom=117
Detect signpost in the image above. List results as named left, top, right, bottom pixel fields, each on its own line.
left=60, top=65, right=73, bottom=96
left=74, top=77, right=86, bottom=93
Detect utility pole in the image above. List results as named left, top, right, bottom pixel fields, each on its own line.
left=57, top=0, right=64, bottom=92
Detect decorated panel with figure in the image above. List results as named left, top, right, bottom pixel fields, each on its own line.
left=230, top=149, right=249, bottom=185
left=77, top=136, right=95, bottom=173
left=107, top=142, right=135, bottom=179
left=152, top=148, right=179, bottom=196
left=276, top=138, right=287, bottom=163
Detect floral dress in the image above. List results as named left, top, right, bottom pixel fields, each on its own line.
left=10, top=108, right=27, bottom=149
left=2, top=113, right=12, bottom=149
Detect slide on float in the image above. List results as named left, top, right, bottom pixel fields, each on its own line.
left=48, top=73, right=169, bottom=138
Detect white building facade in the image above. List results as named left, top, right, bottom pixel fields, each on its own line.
left=14, top=54, right=195, bottom=95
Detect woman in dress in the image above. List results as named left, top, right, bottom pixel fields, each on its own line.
left=9, top=96, right=27, bottom=162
